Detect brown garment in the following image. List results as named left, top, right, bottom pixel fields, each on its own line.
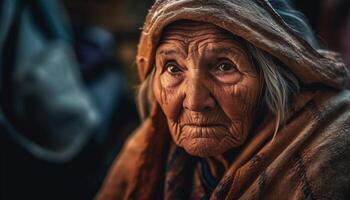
left=97, top=0, right=350, bottom=199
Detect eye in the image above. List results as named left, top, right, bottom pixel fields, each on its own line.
left=212, top=60, right=241, bottom=84
left=165, top=61, right=182, bottom=75
left=216, top=62, right=236, bottom=73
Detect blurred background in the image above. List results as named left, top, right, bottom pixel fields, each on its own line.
left=0, top=0, right=349, bottom=199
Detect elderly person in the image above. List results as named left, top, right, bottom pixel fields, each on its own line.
left=97, top=0, right=350, bottom=199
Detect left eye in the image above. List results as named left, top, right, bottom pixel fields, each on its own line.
left=217, top=62, right=236, bottom=72
left=165, top=61, right=182, bottom=75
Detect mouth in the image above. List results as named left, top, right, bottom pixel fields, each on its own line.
left=181, top=124, right=227, bottom=139
left=183, top=123, right=225, bottom=128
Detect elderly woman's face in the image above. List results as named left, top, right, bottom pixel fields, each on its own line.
left=153, top=21, right=260, bottom=157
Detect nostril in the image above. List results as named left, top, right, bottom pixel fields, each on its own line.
left=183, top=94, right=216, bottom=112
left=183, top=78, right=216, bottom=111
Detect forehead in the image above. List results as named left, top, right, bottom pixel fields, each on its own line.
left=160, top=20, right=232, bottom=39
left=157, top=20, right=245, bottom=54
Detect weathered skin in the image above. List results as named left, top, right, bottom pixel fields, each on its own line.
left=153, top=21, right=260, bottom=157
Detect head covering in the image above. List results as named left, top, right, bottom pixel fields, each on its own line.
left=136, top=0, right=348, bottom=88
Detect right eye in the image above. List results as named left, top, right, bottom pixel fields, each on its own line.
left=165, top=61, right=182, bottom=75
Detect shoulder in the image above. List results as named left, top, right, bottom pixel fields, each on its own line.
left=96, top=119, right=153, bottom=200
left=300, top=89, right=350, bottom=199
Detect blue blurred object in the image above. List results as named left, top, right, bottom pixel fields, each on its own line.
left=75, top=26, right=130, bottom=144
left=1, top=0, right=139, bottom=199
left=0, top=0, right=103, bottom=162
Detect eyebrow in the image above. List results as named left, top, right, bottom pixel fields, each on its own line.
left=196, top=47, right=235, bottom=59
left=157, top=47, right=188, bottom=59
left=207, top=48, right=233, bottom=55
left=157, top=40, right=246, bottom=58
left=157, top=49, right=180, bottom=56
left=202, top=43, right=247, bottom=57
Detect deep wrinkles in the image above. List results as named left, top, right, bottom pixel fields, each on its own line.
left=174, top=108, right=245, bottom=147
left=179, top=109, right=231, bottom=126
left=154, top=21, right=260, bottom=157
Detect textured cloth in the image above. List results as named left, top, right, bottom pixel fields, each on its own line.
left=97, top=0, right=350, bottom=199
left=97, top=90, right=350, bottom=200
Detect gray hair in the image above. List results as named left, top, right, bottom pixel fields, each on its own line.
left=248, top=43, right=299, bottom=133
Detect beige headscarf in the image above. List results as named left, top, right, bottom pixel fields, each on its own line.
left=136, top=0, right=347, bottom=88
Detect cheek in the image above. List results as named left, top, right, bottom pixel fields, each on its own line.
left=207, top=77, right=259, bottom=148
left=213, top=76, right=260, bottom=122
left=153, top=74, right=184, bottom=121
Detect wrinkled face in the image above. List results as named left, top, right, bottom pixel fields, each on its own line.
left=153, top=21, right=260, bottom=157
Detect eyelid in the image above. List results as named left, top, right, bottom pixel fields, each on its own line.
left=165, top=60, right=177, bottom=65
left=218, top=58, right=236, bottom=65
left=212, top=60, right=242, bottom=84
left=164, top=60, right=184, bottom=70
left=164, top=60, right=185, bottom=76
left=214, top=59, right=238, bottom=72
left=164, top=60, right=178, bottom=68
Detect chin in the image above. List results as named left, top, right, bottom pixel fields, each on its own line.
left=181, top=138, right=232, bottom=157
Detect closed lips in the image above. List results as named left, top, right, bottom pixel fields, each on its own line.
left=183, top=124, right=225, bottom=127
left=181, top=125, right=227, bottom=139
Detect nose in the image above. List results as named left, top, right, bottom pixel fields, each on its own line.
left=183, top=75, right=216, bottom=112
